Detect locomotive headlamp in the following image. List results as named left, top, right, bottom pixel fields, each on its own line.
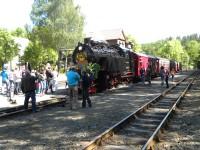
left=78, top=46, right=83, bottom=51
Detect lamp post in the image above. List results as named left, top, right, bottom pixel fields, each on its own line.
left=58, top=48, right=67, bottom=73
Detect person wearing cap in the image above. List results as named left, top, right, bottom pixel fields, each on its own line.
left=66, top=65, right=80, bottom=110
left=21, top=71, right=38, bottom=112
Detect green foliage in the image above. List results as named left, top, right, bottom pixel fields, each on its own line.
left=23, top=41, right=58, bottom=69
left=181, top=34, right=200, bottom=45
left=87, top=63, right=100, bottom=79
left=26, top=26, right=54, bottom=49
left=142, top=34, right=200, bottom=69
left=142, top=39, right=186, bottom=66
left=11, top=27, right=27, bottom=38
left=23, top=26, right=58, bottom=69
left=142, top=41, right=165, bottom=56
left=50, top=0, right=84, bottom=49
left=0, top=28, right=19, bottom=66
left=31, top=0, right=84, bottom=50
left=184, top=40, right=200, bottom=67
left=158, top=39, right=184, bottom=61
left=126, top=35, right=141, bottom=52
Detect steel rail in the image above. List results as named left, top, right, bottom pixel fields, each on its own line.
left=83, top=71, right=196, bottom=150
left=0, top=96, right=66, bottom=118
left=141, top=76, right=196, bottom=150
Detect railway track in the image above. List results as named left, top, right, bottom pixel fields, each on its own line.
left=83, top=71, right=198, bottom=150
left=0, top=71, right=187, bottom=120
left=0, top=95, right=67, bottom=119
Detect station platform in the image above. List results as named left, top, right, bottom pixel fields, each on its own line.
left=0, top=74, right=67, bottom=111
left=0, top=71, right=192, bottom=112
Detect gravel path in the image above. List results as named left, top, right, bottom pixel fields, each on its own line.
left=0, top=71, right=192, bottom=150
left=155, top=75, right=200, bottom=150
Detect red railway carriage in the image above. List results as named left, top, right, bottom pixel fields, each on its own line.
left=132, top=53, right=159, bottom=79
left=170, top=60, right=179, bottom=72
left=133, top=52, right=149, bottom=78
left=148, top=55, right=159, bottom=77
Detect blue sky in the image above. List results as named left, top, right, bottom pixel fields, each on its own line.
left=0, top=0, right=200, bottom=43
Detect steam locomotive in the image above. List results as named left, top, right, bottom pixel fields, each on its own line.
left=72, top=40, right=181, bottom=92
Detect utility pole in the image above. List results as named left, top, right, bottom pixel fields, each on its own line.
left=58, top=48, right=67, bottom=73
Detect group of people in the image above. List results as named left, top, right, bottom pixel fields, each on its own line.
left=0, top=63, right=58, bottom=112
left=140, top=66, right=176, bottom=88
left=0, top=66, right=21, bottom=98
left=1, top=61, right=178, bottom=112
left=160, top=66, right=176, bottom=88
left=1, top=62, right=93, bottom=112
left=21, top=64, right=59, bottom=113
left=140, top=65, right=152, bottom=86
left=0, top=64, right=38, bottom=112
left=35, top=66, right=58, bottom=95
left=0, top=64, right=57, bottom=94
left=66, top=64, right=92, bottom=110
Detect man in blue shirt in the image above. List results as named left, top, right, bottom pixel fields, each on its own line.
left=66, top=65, right=80, bottom=110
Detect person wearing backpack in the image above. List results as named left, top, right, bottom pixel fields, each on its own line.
left=81, top=71, right=92, bottom=108
left=66, top=65, right=80, bottom=110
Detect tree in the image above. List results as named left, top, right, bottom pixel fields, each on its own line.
left=142, top=39, right=185, bottom=61
left=30, top=0, right=84, bottom=50
left=23, top=27, right=58, bottom=69
left=158, top=39, right=184, bottom=62
left=142, top=35, right=200, bottom=68
left=126, top=34, right=141, bottom=52
left=0, top=28, right=19, bottom=67
left=30, top=0, right=84, bottom=72
left=184, top=40, right=200, bottom=67
left=23, top=42, right=58, bottom=69
left=181, top=34, right=200, bottom=45
left=11, top=27, right=27, bottom=38
left=142, top=40, right=165, bottom=56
